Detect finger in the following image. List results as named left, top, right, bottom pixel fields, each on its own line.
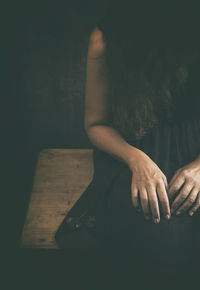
left=131, top=186, right=140, bottom=212
left=175, top=187, right=199, bottom=215
left=139, top=187, right=151, bottom=220
left=168, top=175, right=185, bottom=200
left=171, top=182, right=193, bottom=213
left=162, top=175, right=168, bottom=191
left=189, top=192, right=200, bottom=216
left=168, top=170, right=180, bottom=187
left=147, top=184, right=160, bottom=223
left=156, top=181, right=171, bottom=219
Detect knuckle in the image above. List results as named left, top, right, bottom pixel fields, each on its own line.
left=141, top=196, right=148, bottom=202
left=181, top=169, right=188, bottom=177
left=154, top=176, right=162, bottom=184
left=162, top=174, right=167, bottom=180
left=182, top=173, right=187, bottom=179
left=157, top=180, right=165, bottom=188
left=149, top=196, right=156, bottom=204
left=172, top=185, right=179, bottom=192
left=132, top=192, right=137, bottom=198
left=132, top=195, right=138, bottom=202
left=189, top=196, right=195, bottom=203
left=190, top=176, right=196, bottom=183
left=182, top=188, right=189, bottom=195
left=146, top=179, right=153, bottom=187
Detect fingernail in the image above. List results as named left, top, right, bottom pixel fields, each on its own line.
left=175, top=211, right=181, bottom=215
left=154, top=218, right=160, bottom=224
left=165, top=214, right=171, bottom=220
left=189, top=212, right=194, bottom=216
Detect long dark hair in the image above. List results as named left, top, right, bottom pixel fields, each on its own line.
left=94, top=1, right=200, bottom=140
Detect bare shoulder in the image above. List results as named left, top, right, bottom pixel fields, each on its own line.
left=88, top=27, right=106, bottom=59
left=89, top=26, right=105, bottom=42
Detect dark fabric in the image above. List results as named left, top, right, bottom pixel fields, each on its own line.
left=94, top=117, right=200, bottom=266
left=55, top=147, right=126, bottom=248
left=55, top=63, right=200, bottom=271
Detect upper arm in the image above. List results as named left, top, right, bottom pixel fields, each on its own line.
left=84, top=27, right=111, bottom=130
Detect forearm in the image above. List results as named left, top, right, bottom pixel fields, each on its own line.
left=85, top=124, right=143, bottom=170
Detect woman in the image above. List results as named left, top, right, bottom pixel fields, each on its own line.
left=55, top=1, right=200, bottom=280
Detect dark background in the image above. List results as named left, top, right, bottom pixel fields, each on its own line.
left=3, top=1, right=114, bottom=289
left=3, top=0, right=108, bottom=245
left=3, top=1, right=198, bottom=289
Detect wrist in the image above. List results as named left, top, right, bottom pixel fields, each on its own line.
left=192, top=154, right=200, bottom=168
left=126, top=146, right=142, bottom=171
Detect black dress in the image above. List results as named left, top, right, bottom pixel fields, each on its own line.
left=55, top=61, right=200, bottom=271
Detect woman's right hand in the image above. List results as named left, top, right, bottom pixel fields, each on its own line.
left=129, top=150, right=171, bottom=223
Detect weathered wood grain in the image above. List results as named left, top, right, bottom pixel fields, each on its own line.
left=21, top=149, right=94, bottom=248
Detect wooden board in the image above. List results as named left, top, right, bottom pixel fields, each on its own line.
left=21, top=149, right=94, bottom=248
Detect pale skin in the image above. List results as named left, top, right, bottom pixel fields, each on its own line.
left=84, top=27, right=200, bottom=223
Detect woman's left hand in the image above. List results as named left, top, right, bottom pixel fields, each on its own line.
left=168, top=158, right=200, bottom=216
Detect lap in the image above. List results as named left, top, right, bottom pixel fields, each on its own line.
left=95, top=165, right=200, bottom=264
